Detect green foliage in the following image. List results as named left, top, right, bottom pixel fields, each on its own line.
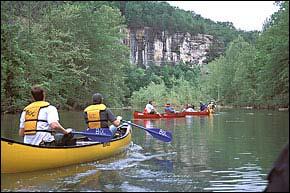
left=130, top=81, right=167, bottom=109
left=170, top=78, right=204, bottom=106
left=1, top=1, right=130, bottom=112
left=203, top=2, right=289, bottom=108
left=255, top=1, right=289, bottom=106
left=124, top=62, right=202, bottom=104
left=128, top=63, right=205, bottom=109
left=123, top=64, right=162, bottom=98
left=123, top=1, right=205, bottom=35
left=146, top=63, right=201, bottom=88
left=130, top=77, right=207, bottom=111
left=1, top=17, right=31, bottom=111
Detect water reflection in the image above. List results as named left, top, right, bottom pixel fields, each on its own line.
left=133, top=120, right=160, bottom=148
left=153, top=158, right=174, bottom=172
left=185, top=116, right=192, bottom=126
left=94, top=148, right=174, bottom=173
left=142, top=120, right=156, bottom=128
left=205, top=163, right=268, bottom=192
left=1, top=164, right=102, bottom=192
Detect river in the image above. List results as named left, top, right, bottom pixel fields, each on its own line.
left=1, top=108, right=289, bottom=192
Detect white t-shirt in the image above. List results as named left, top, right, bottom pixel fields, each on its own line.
left=19, top=105, right=59, bottom=145
left=185, top=108, right=196, bottom=112
left=145, top=103, right=155, bottom=113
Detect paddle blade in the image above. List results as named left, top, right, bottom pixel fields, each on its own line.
left=145, top=128, right=172, bottom=142
left=84, top=128, right=113, bottom=137
left=121, top=120, right=173, bottom=142
left=72, top=128, right=113, bottom=142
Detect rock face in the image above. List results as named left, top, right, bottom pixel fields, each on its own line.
left=123, top=27, right=218, bottom=68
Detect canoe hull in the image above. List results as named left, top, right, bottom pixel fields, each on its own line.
left=133, top=111, right=162, bottom=119
left=133, top=111, right=184, bottom=119
left=133, top=110, right=212, bottom=119
left=182, top=111, right=210, bottom=116
left=162, top=112, right=184, bottom=118
left=1, top=125, right=132, bottom=174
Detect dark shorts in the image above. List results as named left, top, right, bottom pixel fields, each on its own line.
left=39, top=133, right=76, bottom=147
left=39, top=140, right=56, bottom=146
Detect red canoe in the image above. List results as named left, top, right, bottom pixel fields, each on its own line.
left=182, top=111, right=210, bottom=116
left=133, top=111, right=185, bottom=119
left=162, top=112, right=185, bottom=118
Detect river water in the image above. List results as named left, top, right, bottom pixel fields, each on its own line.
left=1, top=108, right=289, bottom=192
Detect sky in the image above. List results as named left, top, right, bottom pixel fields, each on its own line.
left=166, top=1, right=279, bottom=31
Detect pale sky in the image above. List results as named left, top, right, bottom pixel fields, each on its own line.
left=166, top=1, right=279, bottom=31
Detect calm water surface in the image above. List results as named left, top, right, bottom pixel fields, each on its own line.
left=1, top=108, right=289, bottom=192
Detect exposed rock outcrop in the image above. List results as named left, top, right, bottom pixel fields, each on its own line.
left=123, top=27, right=222, bottom=68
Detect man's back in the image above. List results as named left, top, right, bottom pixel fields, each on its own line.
left=145, top=103, right=154, bottom=113
left=20, top=105, right=57, bottom=145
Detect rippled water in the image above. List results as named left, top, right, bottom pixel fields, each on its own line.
left=1, top=109, right=289, bottom=192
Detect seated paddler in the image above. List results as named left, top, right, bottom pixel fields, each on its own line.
left=164, top=103, right=177, bottom=113
left=19, top=85, right=73, bottom=146
left=83, top=93, right=122, bottom=139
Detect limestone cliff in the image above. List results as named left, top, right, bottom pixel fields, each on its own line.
left=123, top=27, right=223, bottom=68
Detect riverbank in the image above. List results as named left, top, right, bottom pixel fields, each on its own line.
left=1, top=104, right=289, bottom=114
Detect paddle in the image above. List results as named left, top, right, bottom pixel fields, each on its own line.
left=121, top=120, right=172, bottom=142
left=36, top=128, right=113, bottom=142
left=157, top=112, right=162, bottom=117
left=72, top=128, right=113, bottom=142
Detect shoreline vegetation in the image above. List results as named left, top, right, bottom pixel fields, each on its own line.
left=2, top=104, right=289, bottom=114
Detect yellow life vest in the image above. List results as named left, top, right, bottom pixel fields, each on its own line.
left=23, top=101, right=50, bottom=135
left=84, top=104, right=107, bottom=129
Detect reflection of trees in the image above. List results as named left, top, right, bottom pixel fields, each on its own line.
left=143, top=117, right=213, bottom=189
left=208, top=114, right=214, bottom=130
left=205, top=109, right=289, bottom=185
left=1, top=164, right=102, bottom=191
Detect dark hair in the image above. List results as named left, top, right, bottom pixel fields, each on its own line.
left=92, top=93, right=103, bottom=104
left=148, top=100, right=152, bottom=105
left=31, top=86, right=45, bottom=101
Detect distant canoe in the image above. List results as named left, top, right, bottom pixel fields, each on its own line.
left=133, top=111, right=162, bottom=119
left=133, top=111, right=184, bottom=119
left=182, top=111, right=211, bottom=116
left=278, top=107, right=289, bottom=111
left=1, top=124, right=132, bottom=174
left=162, top=112, right=185, bottom=118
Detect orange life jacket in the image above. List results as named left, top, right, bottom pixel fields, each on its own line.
left=84, top=104, right=107, bottom=129
left=23, top=101, right=50, bottom=135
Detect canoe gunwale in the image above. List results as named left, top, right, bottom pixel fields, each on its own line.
left=183, top=111, right=210, bottom=116
left=133, top=111, right=210, bottom=119
left=1, top=124, right=131, bottom=149
left=1, top=124, right=132, bottom=173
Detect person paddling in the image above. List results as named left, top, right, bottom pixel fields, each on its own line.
left=199, top=101, right=208, bottom=112
left=182, top=104, right=196, bottom=112
left=143, top=100, right=161, bottom=116
left=164, top=103, right=178, bottom=113
left=83, top=93, right=122, bottom=138
left=18, top=85, right=72, bottom=146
